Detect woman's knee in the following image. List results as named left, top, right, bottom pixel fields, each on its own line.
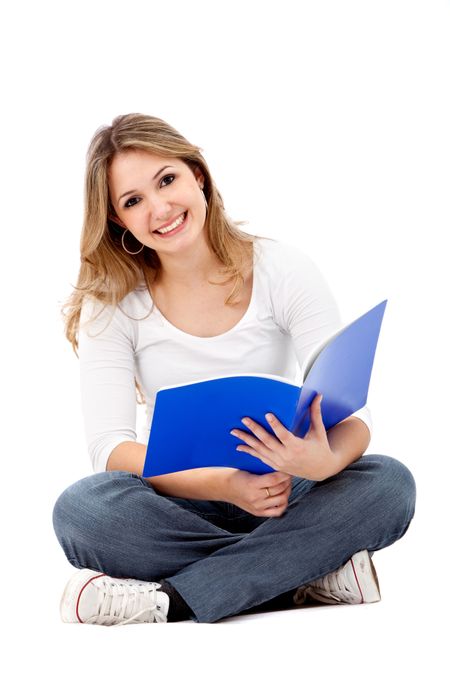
left=52, top=470, right=146, bottom=543
left=356, top=453, right=417, bottom=531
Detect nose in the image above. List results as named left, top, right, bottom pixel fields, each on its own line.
left=146, top=194, right=172, bottom=225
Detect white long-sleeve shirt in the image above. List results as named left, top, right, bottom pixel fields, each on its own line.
left=78, top=236, right=372, bottom=473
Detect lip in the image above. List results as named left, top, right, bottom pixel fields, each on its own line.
left=153, top=212, right=186, bottom=233
left=153, top=211, right=187, bottom=238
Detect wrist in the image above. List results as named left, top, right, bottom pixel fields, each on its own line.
left=199, top=467, right=238, bottom=501
left=221, top=468, right=239, bottom=502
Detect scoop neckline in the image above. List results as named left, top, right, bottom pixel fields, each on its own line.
left=149, top=242, right=259, bottom=341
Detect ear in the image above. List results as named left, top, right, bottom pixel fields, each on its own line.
left=193, top=166, right=205, bottom=190
left=108, top=214, right=125, bottom=229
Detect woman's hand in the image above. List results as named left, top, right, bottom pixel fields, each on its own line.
left=230, top=394, right=339, bottom=481
left=224, top=469, right=292, bottom=518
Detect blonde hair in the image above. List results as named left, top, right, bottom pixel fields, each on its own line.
left=61, top=113, right=261, bottom=403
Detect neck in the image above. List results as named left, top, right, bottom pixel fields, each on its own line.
left=154, top=231, right=223, bottom=289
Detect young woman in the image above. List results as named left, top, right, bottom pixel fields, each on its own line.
left=52, top=113, right=416, bottom=626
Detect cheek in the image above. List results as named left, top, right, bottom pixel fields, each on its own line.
left=186, top=183, right=203, bottom=204
left=126, top=207, right=146, bottom=226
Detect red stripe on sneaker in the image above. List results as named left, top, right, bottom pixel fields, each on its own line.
left=350, top=559, right=364, bottom=603
left=76, top=573, right=107, bottom=623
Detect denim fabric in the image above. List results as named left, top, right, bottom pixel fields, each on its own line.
left=52, top=453, right=416, bottom=623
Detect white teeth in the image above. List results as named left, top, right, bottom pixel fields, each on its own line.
left=155, top=212, right=185, bottom=234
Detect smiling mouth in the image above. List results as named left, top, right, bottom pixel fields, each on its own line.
left=154, top=212, right=187, bottom=235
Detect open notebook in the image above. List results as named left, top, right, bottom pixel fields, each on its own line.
left=142, top=300, right=387, bottom=477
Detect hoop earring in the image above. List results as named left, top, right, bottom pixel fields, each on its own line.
left=122, top=229, right=145, bottom=255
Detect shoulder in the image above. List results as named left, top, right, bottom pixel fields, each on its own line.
left=254, top=236, right=339, bottom=327
left=79, top=295, right=115, bottom=333
left=79, top=284, right=151, bottom=341
left=254, top=236, right=325, bottom=282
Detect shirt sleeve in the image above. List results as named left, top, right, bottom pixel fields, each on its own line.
left=271, top=242, right=373, bottom=436
left=78, top=297, right=138, bottom=473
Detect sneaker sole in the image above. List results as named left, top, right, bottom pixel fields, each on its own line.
left=350, top=550, right=381, bottom=603
left=60, top=569, right=107, bottom=623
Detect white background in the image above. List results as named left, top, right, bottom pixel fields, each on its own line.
left=1, top=0, right=448, bottom=671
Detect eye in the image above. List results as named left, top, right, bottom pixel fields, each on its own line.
left=124, top=196, right=141, bottom=209
left=160, top=174, right=175, bottom=187
left=123, top=174, right=175, bottom=208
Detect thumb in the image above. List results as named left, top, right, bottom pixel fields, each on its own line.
left=309, top=394, right=326, bottom=436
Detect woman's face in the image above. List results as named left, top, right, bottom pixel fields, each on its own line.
left=108, top=149, right=207, bottom=255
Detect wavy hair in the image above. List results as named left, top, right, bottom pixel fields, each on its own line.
left=61, top=113, right=259, bottom=403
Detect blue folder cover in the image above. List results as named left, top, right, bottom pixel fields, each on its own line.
left=143, top=300, right=387, bottom=477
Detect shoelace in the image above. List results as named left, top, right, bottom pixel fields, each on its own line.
left=85, top=578, right=168, bottom=626
left=305, top=567, right=361, bottom=604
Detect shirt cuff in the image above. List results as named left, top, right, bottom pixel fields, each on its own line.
left=89, top=435, right=136, bottom=474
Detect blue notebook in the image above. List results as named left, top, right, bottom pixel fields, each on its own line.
left=143, top=300, right=387, bottom=477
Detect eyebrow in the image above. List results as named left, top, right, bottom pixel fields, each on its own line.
left=117, top=165, right=175, bottom=204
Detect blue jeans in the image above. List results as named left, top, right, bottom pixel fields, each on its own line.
left=52, top=453, right=416, bottom=623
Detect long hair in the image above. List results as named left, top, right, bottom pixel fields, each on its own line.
left=61, top=113, right=259, bottom=403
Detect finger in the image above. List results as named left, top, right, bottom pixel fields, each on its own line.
left=267, top=473, right=292, bottom=487
left=260, top=494, right=285, bottom=509
left=268, top=482, right=290, bottom=498
left=231, top=429, right=269, bottom=456
left=258, top=471, right=291, bottom=483
left=239, top=417, right=281, bottom=452
left=275, top=471, right=291, bottom=479
left=268, top=479, right=291, bottom=493
left=235, top=443, right=280, bottom=470
left=264, top=413, right=293, bottom=444
left=230, top=428, right=275, bottom=455
left=254, top=471, right=290, bottom=486
left=261, top=500, right=288, bottom=516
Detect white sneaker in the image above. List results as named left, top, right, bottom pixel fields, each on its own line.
left=60, top=568, right=170, bottom=626
left=293, top=550, right=381, bottom=605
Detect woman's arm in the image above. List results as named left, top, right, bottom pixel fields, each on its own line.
left=326, top=416, right=371, bottom=474
left=78, top=298, right=139, bottom=473
left=107, top=440, right=235, bottom=500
